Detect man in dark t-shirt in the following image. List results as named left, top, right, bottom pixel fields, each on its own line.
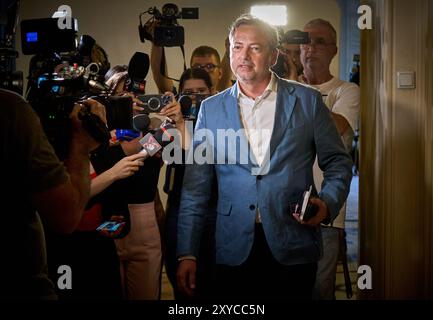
left=0, top=89, right=102, bottom=299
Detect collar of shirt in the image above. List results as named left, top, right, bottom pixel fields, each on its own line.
left=237, top=72, right=278, bottom=103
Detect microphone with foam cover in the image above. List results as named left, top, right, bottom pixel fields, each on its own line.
left=132, top=113, right=150, bottom=132
left=128, top=52, right=149, bottom=94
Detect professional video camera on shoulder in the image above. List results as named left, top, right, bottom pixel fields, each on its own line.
left=138, top=3, right=198, bottom=47
left=20, top=17, right=133, bottom=159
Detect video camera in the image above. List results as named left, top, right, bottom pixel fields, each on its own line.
left=21, top=17, right=132, bottom=159
left=0, top=0, right=23, bottom=94
left=138, top=3, right=198, bottom=47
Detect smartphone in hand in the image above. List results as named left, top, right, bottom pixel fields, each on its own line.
left=299, top=186, right=319, bottom=222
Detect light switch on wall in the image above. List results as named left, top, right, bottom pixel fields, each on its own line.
left=397, top=71, right=416, bottom=89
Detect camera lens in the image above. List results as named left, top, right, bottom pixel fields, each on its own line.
left=148, top=97, right=161, bottom=111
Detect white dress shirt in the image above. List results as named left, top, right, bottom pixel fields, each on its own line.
left=237, top=73, right=278, bottom=222
left=237, top=73, right=278, bottom=166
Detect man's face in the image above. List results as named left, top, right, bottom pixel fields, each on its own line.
left=230, top=24, right=278, bottom=85
left=300, top=24, right=337, bottom=71
left=281, top=43, right=303, bottom=76
left=191, top=54, right=222, bottom=91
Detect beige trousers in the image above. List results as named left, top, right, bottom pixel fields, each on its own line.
left=115, top=202, right=162, bottom=300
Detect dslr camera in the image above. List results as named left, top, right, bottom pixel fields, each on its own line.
left=138, top=3, right=198, bottom=47
left=137, top=94, right=172, bottom=113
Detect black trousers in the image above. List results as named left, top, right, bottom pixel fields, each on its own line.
left=213, top=224, right=317, bottom=300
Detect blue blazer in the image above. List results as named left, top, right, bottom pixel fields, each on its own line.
left=177, top=77, right=352, bottom=266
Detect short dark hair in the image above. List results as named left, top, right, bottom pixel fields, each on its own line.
left=229, top=14, right=279, bottom=51
left=179, top=68, right=212, bottom=93
left=190, top=46, right=221, bottom=66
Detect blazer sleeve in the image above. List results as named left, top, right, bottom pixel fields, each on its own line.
left=177, top=102, right=215, bottom=258
left=312, top=91, right=353, bottom=223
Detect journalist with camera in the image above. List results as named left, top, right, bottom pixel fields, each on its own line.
left=272, top=29, right=309, bottom=80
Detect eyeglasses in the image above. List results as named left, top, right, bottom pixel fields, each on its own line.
left=192, top=63, right=220, bottom=72
left=300, top=39, right=336, bottom=51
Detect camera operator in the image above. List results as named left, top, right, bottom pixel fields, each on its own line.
left=0, top=88, right=103, bottom=299
left=148, top=20, right=232, bottom=95
left=279, top=29, right=305, bottom=80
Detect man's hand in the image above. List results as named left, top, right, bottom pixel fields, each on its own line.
left=279, top=50, right=299, bottom=81
left=177, top=259, right=197, bottom=296
left=292, top=197, right=329, bottom=227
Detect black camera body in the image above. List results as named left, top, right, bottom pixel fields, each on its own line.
left=0, top=1, right=23, bottom=94
left=20, top=17, right=78, bottom=55
left=139, top=3, right=198, bottom=47
left=153, top=24, right=184, bottom=47
left=20, top=18, right=134, bottom=159
left=0, top=68, right=23, bottom=94
left=137, top=94, right=172, bottom=113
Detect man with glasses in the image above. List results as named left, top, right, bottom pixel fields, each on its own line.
left=151, top=44, right=232, bottom=95
left=300, top=18, right=360, bottom=300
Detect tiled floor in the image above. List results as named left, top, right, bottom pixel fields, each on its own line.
left=161, top=267, right=174, bottom=300
left=161, top=175, right=360, bottom=300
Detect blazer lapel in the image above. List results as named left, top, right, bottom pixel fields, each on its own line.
left=268, top=79, right=297, bottom=159
left=223, top=84, right=258, bottom=168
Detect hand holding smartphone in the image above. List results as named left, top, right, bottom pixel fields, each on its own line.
left=293, top=185, right=319, bottom=222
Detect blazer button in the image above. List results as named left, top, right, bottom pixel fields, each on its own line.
left=257, top=175, right=262, bottom=180
left=249, top=204, right=256, bottom=210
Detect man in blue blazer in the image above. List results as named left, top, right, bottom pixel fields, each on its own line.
left=176, top=14, right=352, bottom=299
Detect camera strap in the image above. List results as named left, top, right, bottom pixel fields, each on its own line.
left=160, top=46, right=187, bottom=83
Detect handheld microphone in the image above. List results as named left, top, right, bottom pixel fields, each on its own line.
left=132, top=113, right=151, bottom=132
left=127, top=52, right=149, bottom=94
left=138, top=120, right=176, bottom=157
